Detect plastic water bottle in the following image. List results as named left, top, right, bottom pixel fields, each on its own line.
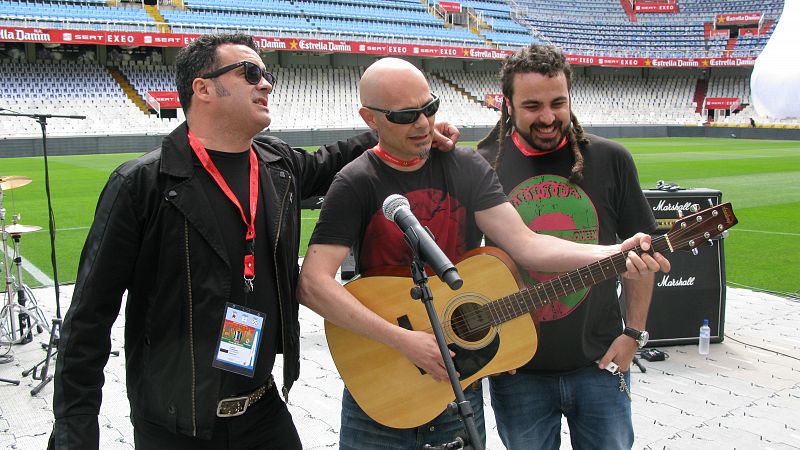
left=698, top=319, right=711, bottom=355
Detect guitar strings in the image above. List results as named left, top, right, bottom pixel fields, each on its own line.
left=419, top=214, right=727, bottom=338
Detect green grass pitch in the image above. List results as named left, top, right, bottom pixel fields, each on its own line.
left=1, top=137, right=797, bottom=294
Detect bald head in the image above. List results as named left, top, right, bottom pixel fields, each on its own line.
left=357, top=58, right=437, bottom=163
left=360, top=58, right=429, bottom=107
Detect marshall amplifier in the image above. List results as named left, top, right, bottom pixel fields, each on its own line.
left=642, top=186, right=726, bottom=346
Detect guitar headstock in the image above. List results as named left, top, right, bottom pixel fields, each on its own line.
left=665, top=202, right=738, bottom=253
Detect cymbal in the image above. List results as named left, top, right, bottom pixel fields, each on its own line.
left=0, top=176, right=32, bottom=191
left=4, top=224, right=42, bottom=235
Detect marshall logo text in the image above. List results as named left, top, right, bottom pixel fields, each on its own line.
left=652, top=200, right=695, bottom=212
left=657, top=275, right=696, bottom=287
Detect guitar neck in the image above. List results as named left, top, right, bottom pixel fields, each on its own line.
left=485, top=235, right=670, bottom=324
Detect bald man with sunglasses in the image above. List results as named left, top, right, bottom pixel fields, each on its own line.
left=297, top=57, right=668, bottom=450
left=50, top=35, right=459, bottom=450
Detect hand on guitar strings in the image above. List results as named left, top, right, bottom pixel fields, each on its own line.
left=394, top=329, right=458, bottom=382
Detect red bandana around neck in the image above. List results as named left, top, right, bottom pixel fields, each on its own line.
left=511, top=128, right=568, bottom=157
left=372, top=144, right=424, bottom=168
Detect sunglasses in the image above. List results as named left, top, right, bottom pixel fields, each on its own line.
left=365, top=94, right=440, bottom=124
left=200, top=61, right=276, bottom=86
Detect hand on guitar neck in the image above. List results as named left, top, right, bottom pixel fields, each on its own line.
left=618, top=232, right=672, bottom=279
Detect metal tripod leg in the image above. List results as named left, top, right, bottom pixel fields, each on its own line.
left=1, top=192, right=19, bottom=344
left=30, top=317, right=60, bottom=396
left=0, top=376, right=20, bottom=385
left=11, top=234, right=32, bottom=344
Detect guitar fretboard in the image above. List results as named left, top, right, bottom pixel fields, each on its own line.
left=484, top=235, right=670, bottom=324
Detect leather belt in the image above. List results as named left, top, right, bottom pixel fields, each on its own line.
left=216, top=375, right=274, bottom=418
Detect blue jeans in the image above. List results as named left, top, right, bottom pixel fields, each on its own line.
left=489, top=365, right=633, bottom=450
left=339, top=385, right=486, bottom=450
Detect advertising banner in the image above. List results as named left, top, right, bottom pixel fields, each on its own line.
left=634, top=2, right=678, bottom=13
left=716, top=12, right=762, bottom=26
left=146, top=91, right=180, bottom=109
left=484, top=93, right=504, bottom=109
left=0, top=27, right=758, bottom=67
left=704, top=97, right=740, bottom=110
left=439, top=1, right=463, bottom=13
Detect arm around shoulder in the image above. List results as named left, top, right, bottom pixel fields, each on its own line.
left=270, top=130, right=378, bottom=197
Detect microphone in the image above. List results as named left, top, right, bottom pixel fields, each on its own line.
left=382, top=194, right=463, bottom=290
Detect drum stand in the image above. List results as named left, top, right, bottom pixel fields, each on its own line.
left=0, top=234, right=48, bottom=345
left=1, top=187, right=50, bottom=388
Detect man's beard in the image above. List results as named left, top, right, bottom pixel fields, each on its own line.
left=514, top=114, right=569, bottom=152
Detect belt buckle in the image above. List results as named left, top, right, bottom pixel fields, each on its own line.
left=216, top=395, right=250, bottom=418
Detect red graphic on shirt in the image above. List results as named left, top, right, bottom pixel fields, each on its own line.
left=525, top=213, right=576, bottom=284
left=360, top=189, right=468, bottom=272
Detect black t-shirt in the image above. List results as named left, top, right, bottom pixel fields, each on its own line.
left=310, top=147, right=508, bottom=272
left=199, top=149, right=279, bottom=396
left=478, top=133, right=656, bottom=373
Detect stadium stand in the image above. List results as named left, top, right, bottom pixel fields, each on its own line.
left=0, top=0, right=796, bottom=139
left=0, top=0, right=782, bottom=55
left=163, top=0, right=485, bottom=46
left=0, top=0, right=158, bottom=32
left=0, top=59, right=179, bottom=137
left=5, top=55, right=800, bottom=137
left=266, top=65, right=364, bottom=130
left=514, top=0, right=783, bottom=58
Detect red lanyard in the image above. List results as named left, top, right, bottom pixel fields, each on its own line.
left=188, top=130, right=259, bottom=292
left=372, top=144, right=424, bottom=168
left=511, top=129, right=568, bottom=157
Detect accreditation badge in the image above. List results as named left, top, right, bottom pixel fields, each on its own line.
left=212, top=303, right=265, bottom=377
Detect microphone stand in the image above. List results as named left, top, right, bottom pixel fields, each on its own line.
left=0, top=111, right=85, bottom=395
left=405, top=257, right=482, bottom=449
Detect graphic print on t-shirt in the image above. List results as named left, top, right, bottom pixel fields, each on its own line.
left=508, top=174, right=598, bottom=321
left=359, top=188, right=468, bottom=272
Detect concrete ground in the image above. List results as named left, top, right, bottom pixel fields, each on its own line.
left=1, top=284, right=799, bottom=449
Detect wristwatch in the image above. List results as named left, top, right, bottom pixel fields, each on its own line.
left=623, top=327, right=649, bottom=349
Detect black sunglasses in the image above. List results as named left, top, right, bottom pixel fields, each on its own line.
left=200, top=61, right=276, bottom=86
left=365, top=94, right=440, bottom=124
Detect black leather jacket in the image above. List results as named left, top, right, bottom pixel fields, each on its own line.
left=52, top=123, right=377, bottom=448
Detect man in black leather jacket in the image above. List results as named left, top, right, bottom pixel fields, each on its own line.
left=50, top=33, right=456, bottom=449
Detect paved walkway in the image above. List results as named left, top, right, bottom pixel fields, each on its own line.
left=2, top=284, right=799, bottom=449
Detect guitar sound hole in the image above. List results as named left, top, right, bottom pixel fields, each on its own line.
left=451, top=303, right=491, bottom=342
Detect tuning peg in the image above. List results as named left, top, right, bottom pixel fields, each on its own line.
left=677, top=209, right=683, bottom=218
left=707, top=198, right=715, bottom=207
left=689, top=204, right=699, bottom=213
left=692, top=248, right=699, bottom=256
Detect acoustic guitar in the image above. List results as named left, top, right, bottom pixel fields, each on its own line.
left=325, top=202, right=738, bottom=428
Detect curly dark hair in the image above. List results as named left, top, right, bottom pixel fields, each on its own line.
left=175, top=33, right=258, bottom=112
left=478, top=44, right=589, bottom=183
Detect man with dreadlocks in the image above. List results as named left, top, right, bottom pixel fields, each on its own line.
left=477, top=44, right=659, bottom=449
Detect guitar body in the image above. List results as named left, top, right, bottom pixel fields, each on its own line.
left=325, top=247, right=538, bottom=429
